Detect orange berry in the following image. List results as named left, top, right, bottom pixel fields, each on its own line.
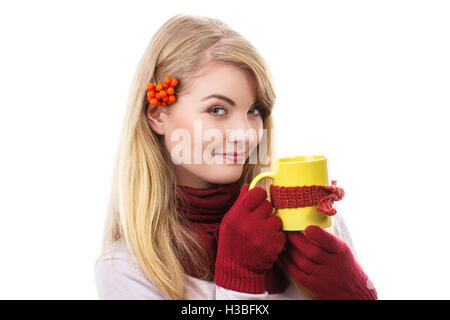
left=171, top=78, right=178, bottom=87
left=168, top=95, right=176, bottom=103
left=150, top=98, right=158, bottom=105
left=159, top=90, right=167, bottom=97
left=156, top=100, right=161, bottom=106
left=156, top=92, right=161, bottom=99
left=147, top=82, right=154, bottom=91
left=161, top=102, right=167, bottom=107
left=167, top=87, right=174, bottom=95
left=155, top=83, right=163, bottom=91
left=162, top=81, right=169, bottom=88
left=164, top=76, right=171, bottom=84
left=162, top=96, right=169, bottom=102
left=147, top=90, right=155, bottom=98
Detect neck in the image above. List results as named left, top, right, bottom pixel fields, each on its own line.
left=173, top=166, right=218, bottom=189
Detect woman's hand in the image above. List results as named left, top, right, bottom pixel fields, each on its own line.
left=214, top=184, right=286, bottom=294
left=280, top=225, right=378, bottom=300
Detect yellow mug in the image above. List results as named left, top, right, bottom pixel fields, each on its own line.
left=249, top=155, right=331, bottom=231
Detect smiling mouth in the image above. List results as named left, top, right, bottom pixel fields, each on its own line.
left=214, top=152, right=246, bottom=162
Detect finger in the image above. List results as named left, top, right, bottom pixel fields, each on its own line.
left=264, top=231, right=286, bottom=262
left=240, top=186, right=268, bottom=211
left=238, top=183, right=250, bottom=196
left=285, top=231, right=327, bottom=264
left=304, top=225, right=343, bottom=254
left=279, top=252, right=311, bottom=286
left=252, top=199, right=273, bottom=219
left=273, top=230, right=286, bottom=250
left=285, top=240, right=319, bottom=275
left=264, top=214, right=282, bottom=232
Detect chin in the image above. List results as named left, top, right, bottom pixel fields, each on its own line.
left=204, top=165, right=244, bottom=185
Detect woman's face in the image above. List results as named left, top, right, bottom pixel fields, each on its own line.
left=147, top=61, right=264, bottom=188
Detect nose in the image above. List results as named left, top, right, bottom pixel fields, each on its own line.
left=225, top=116, right=258, bottom=150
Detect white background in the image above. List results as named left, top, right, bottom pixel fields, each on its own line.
left=1, top=0, right=449, bottom=299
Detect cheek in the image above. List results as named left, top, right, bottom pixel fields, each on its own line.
left=169, top=110, right=196, bottom=131
left=255, top=118, right=264, bottom=138
left=250, top=119, right=264, bottom=147
left=163, top=112, right=196, bottom=155
left=164, top=113, right=216, bottom=165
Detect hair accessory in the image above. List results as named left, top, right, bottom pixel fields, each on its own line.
left=146, top=76, right=179, bottom=107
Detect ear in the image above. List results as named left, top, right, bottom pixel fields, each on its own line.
left=146, top=104, right=169, bottom=135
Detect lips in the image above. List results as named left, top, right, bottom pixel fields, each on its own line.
left=216, top=152, right=246, bottom=162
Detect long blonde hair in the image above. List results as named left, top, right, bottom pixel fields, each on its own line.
left=98, top=13, right=312, bottom=300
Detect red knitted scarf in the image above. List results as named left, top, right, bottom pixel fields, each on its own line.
left=175, top=181, right=290, bottom=294
left=270, top=180, right=345, bottom=215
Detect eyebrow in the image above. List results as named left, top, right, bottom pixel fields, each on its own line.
left=201, top=94, right=258, bottom=108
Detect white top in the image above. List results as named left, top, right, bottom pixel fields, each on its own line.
left=94, top=208, right=358, bottom=300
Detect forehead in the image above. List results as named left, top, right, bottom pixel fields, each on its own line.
left=189, top=61, right=257, bottom=100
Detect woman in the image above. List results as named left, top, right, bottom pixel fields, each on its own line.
left=94, top=13, right=377, bottom=300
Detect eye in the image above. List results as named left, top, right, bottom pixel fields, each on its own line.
left=248, top=106, right=264, bottom=117
left=248, top=107, right=259, bottom=116
left=208, top=106, right=226, bottom=115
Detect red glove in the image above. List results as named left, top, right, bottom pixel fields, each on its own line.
left=214, top=184, right=286, bottom=294
left=280, top=225, right=377, bottom=300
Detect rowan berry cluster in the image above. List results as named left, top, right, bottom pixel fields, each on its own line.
left=146, top=76, right=179, bottom=107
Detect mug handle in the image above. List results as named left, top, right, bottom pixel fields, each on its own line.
left=249, top=171, right=275, bottom=190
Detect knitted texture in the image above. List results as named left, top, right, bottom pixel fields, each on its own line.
left=214, top=184, right=286, bottom=294
left=270, top=180, right=345, bottom=216
left=280, top=225, right=378, bottom=300
left=175, top=181, right=290, bottom=294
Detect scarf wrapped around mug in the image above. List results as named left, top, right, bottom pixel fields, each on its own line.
left=175, top=181, right=290, bottom=294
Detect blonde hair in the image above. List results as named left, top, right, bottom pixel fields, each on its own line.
left=98, top=13, right=313, bottom=300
